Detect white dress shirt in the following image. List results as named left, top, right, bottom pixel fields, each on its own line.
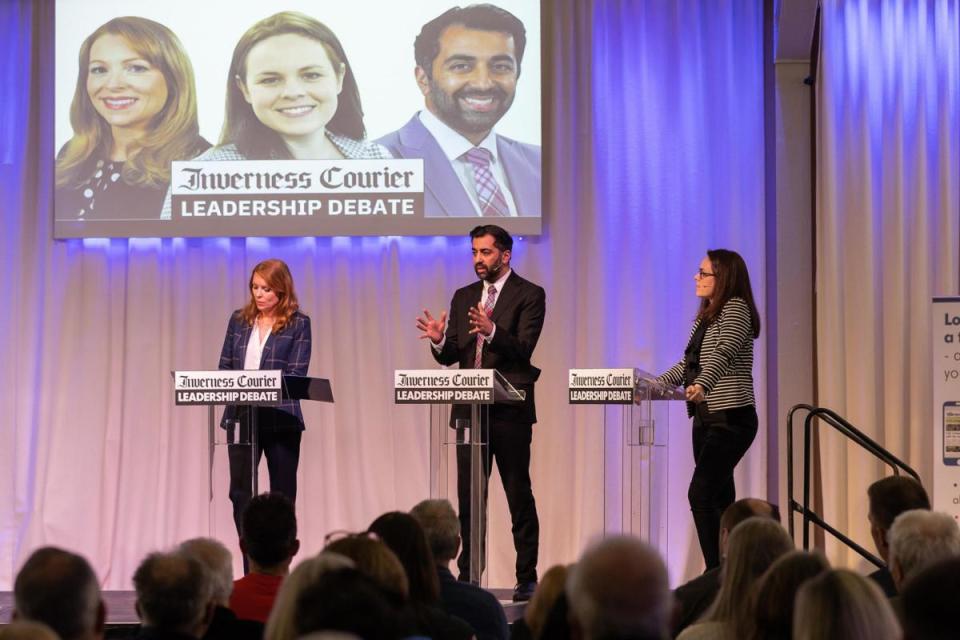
left=433, top=269, right=511, bottom=352
left=418, top=110, right=519, bottom=217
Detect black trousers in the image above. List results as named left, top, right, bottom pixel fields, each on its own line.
left=227, top=420, right=302, bottom=538
left=456, top=419, right=539, bottom=584
left=688, top=403, right=757, bottom=570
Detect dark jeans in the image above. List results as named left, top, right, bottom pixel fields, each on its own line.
left=456, top=419, right=539, bottom=584
left=228, top=420, right=302, bottom=539
left=689, top=403, right=758, bottom=570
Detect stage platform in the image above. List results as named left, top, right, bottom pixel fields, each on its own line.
left=1, top=588, right=526, bottom=636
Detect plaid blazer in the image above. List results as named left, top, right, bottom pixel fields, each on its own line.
left=219, top=310, right=312, bottom=430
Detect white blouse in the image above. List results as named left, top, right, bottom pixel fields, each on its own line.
left=243, top=322, right=271, bottom=370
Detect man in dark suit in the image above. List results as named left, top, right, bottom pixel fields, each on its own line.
left=416, top=224, right=544, bottom=600
left=378, top=4, right=540, bottom=218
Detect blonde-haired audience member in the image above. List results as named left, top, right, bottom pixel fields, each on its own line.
left=0, top=621, right=60, bottom=640
left=677, top=517, right=793, bottom=640
left=793, top=569, right=899, bottom=640
left=264, top=552, right=354, bottom=640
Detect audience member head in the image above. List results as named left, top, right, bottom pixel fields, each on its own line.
left=718, top=498, right=781, bottom=560
left=410, top=499, right=461, bottom=566
left=749, top=551, right=829, bottom=640
left=524, top=564, right=570, bottom=639
left=295, top=568, right=399, bottom=640
left=900, top=556, right=960, bottom=640
left=888, top=509, right=960, bottom=590
left=793, top=569, right=899, bottom=640
left=565, top=536, right=671, bottom=640
left=264, top=552, right=356, bottom=640
left=12, top=547, right=105, bottom=640
left=132, top=551, right=214, bottom=638
left=0, top=621, right=60, bottom=640
left=323, top=535, right=410, bottom=605
left=178, top=538, right=233, bottom=607
left=368, top=511, right=440, bottom=606
left=706, top=517, right=793, bottom=635
left=241, top=492, right=300, bottom=575
left=867, top=475, right=930, bottom=563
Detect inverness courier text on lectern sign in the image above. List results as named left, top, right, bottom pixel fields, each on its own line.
left=173, top=369, right=282, bottom=405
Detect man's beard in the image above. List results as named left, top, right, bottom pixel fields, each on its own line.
left=428, top=79, right=514, bottom=137
left=475, top=258, right=505, bottom=282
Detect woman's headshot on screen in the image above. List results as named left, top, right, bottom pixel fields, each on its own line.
left=55, top=16, right=210, bottom=221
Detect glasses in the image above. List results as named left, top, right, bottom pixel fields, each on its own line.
left=323, top=529, right=381, bottom=545
left=697, top=269, right=716, bottom=279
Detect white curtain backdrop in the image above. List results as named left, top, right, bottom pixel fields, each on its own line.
left=1, top=0, right=768, bottom=589
left=815, top=0, right=960, bottom=568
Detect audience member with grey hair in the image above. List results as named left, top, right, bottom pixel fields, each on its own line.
left=132, top=551, right=215, bottom=639
left=12, top=546, right=105, bottom=640
left=888, top=509, right=960, bottom=591
left=566, top=536, right=671, bottom=640
left=410, top=499, right=508, bottom=640
left=178, top=538, right=262, bottom=640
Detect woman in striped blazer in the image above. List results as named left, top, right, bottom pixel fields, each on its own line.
left=658, top=249, right=761, bottom=570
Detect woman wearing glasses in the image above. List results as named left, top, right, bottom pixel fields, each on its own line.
left=657, top=249, right=761, bottom=570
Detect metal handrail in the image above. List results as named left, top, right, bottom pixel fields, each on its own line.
left=786, top=404, right=922, bottom=568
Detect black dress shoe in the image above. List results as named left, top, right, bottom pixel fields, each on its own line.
left=513, top=581, right=537, bottom=602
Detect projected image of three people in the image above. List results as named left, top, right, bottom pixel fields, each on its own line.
left=54, top=5, right=541, bottom=222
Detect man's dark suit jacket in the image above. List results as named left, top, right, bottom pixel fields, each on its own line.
left=672, top=566, right=721, bottom=637
left=378, top=115, right=541, bottom=218
left=432, top=271, right=545, bottom=425
left=437, top=566, right=509, bottom=640
left=218, top=309, right=312, bottom=429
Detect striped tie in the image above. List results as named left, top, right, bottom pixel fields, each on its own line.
left=463, top=147, right=509, bottom=217
left=474, top=284, right=498, bottom=368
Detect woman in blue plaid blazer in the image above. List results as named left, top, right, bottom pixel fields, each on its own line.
left=219, top=259, right=312, bottom=540
left=658, top=249, right=761, bottom=571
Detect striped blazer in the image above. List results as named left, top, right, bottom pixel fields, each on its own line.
left=659, top=297, right=756, bottom=415
left=218, top=309, right=312, bottom=429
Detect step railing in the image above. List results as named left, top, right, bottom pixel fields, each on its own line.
left=786, top=404, right=922, bottom=568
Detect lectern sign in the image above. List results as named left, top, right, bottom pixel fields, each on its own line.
left=173, top=370, right=282, bottom=405
left=568, top=368, right=635, bottom=404
left=394, top=369, right=495, bottom=404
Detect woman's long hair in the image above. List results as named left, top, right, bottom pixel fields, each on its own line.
left=368, top=512, right=441, bottom=606
left=55, top=16, right=205, bottom=189
left=697, top=249, right=761, bottom=338
left=221, top=11, right=366, bottom=159
left=793, top=569, right=900, bottom=640
left=241, top=259, right=300, bottom=332
left=747, top=551, right=830, bottom=640
left=702, top=517, right=793, bottom=633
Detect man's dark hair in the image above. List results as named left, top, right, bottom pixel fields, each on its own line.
left=470, top=224, right=513, bottom=252
left=242, top=492, right=298, bottom=567
left=720, top=498, right=781, bottom=532
left=13, top=547, right=101, bottom=640
left=901, top=556, right=960, bottom=640
left=867, top=476, right=930, bottom=530
left=414, top=4, right=527, bottom=77
left=132, top=551, right=211, bottom=632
